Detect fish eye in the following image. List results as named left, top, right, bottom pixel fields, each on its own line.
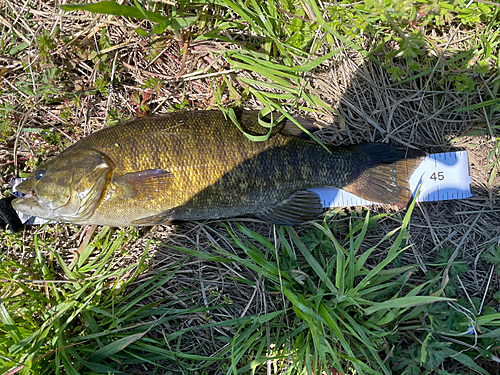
left=35, top=169, right=46, bottom=180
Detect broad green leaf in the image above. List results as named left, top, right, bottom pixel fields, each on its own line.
left=61, top=1, right=166, bottom=23
left=9, top=42, right=29, bottom=55
left=136, top=27, right=148, bottom=37
left=151, top=20, right=171, bottom=34
left=133, top=0, right=149, bottom=21
left=170, top=15, right=199, bottom=30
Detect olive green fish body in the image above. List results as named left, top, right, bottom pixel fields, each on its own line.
left=13, top=110, right=423, bottom=226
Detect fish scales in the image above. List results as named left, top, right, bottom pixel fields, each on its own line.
left=12, top=110, right=424, bottom=226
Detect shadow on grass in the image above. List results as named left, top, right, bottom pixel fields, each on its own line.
left=116, top=50, right=500, bottom=374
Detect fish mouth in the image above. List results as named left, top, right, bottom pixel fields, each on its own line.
left=17, top=188, right=73, bottom=209
left=12, top=192, right=75, bottom=225
left=12, top=192, right=44, bottom=215
left=12, top=189, right=63, bottom=218
left=12, top=185, right=97, bottom=223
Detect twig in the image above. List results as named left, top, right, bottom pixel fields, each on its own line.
left=0, top=13, right=31, bottom=44
left=440, top=212, right=482, bottom=292
left=13, top=107, right=34, bottom=177
left=478, top=265, right=495, bottom=315
left=105, top=51, right=119, bottom=125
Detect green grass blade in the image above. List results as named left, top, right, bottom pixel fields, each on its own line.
left=0, top=299, right=23, bottom=344
left=364, top=296, right=454, bottom=315
left=305, top=0, right=381, bottom=66
left=75, top=225, right=98, bottom=268
left=456, top=97, right=500, bottom=112
left=61, top=1, right=166, bottom=22
left=337, top=309, right=390, bottom=375
left=227, top=107, right=274, bottom=141
left=283, top=286, right=326, bottom=325
left=90, top=332, right=147, bottom=363
left=284, top=226, right=339, bottom=295
left=80, top=360, right=128, bottom=374
left=162, top=242, right=231, bottom=263
left=354, top=211, right=370, bottom=251
left=441, top=347, right=490, bottom=375
left=476, top=312, right=500, bottom=326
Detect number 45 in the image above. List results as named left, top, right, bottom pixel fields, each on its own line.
left=430, top=172, right=444, bottom=181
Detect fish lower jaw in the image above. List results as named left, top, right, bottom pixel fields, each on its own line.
left=12, top=197, right=67, bottom=223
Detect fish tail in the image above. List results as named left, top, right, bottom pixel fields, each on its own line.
left=342, top=143, right=425, bottom=207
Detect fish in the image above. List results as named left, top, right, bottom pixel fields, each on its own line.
left=12, top=109, right=424, bottom=226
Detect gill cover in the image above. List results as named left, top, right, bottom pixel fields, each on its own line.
left=13, top=149, right=111, bottom=223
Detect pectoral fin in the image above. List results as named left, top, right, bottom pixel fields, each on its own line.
left=254, top=190, right=323, bottom=225
left=113, top=169, right=173, bottom=200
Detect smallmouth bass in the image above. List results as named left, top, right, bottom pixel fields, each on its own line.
left=12, top=110, right=424, bottom=226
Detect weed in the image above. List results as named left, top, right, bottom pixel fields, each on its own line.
left=0, top=226, right=153, bottom=373
left=130, top=91, right=150, bottom=116
left=161, top=204, right=468, bottom=373
left=36, top=30, right=55, bottom=63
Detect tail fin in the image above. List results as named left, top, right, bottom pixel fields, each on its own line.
left=342, top=143, right=425, bottom=207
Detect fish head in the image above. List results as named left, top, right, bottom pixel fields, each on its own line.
left=12, top=148, right=112, bottom=223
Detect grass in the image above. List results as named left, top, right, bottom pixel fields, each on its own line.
left=1, top=0, right=500, bottom=373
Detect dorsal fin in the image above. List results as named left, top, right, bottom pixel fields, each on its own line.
left=281, top=116, right=321, bottom=138
left=239, top=109, right=320, bottom=139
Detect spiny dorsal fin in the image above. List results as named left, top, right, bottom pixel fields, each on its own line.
left=239, top=109, right=320, bottom=139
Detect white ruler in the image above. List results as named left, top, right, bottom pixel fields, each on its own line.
left=11, top=151, right=472, bottom=224
left=309, top=151, right=472, bottom=207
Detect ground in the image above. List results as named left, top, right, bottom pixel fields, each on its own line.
left=1, top=0, right=499, bottom=374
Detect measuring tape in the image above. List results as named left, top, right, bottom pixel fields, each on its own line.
left=11, top=151, right=472, bottom=224
left=309, top=151, right=472, bottom=207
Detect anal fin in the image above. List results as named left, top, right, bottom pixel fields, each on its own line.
left=253, top=190, right=323, bottom=225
